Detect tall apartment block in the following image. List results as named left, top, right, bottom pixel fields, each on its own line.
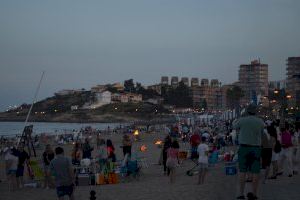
left=161, top=76, right=169, bottom=85
left=286, top=57, right=300, bottom=105
left=190, top=79, right=222, bottom=110
left=191, top=78, right=199, bottom=87
left=171, top=76, right=179, bottom=87
left=181, top=77, right=189, bottom=87
left=238, top=60, right=268, bottom=105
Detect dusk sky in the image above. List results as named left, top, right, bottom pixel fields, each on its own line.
left=0, top=0, right=300, bottom=111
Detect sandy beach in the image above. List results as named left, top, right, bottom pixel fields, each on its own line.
left=1, top=131, right=299, bottom=200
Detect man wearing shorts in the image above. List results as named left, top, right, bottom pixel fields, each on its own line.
left=16, top=145, right=30, bottom=188
left=233, top=104, right=264, bottom=200
left=50, top=147, right=75, bottom=200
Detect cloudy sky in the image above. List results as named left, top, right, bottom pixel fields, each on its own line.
left=0, top=0, right=299, bottom=111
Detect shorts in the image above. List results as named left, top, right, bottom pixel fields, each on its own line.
left=238, top=146, right=261, bottom=174
left=56, top=184, right=74, bottom=198
left=198, top=163, right=208, bottom=171
left=272, top=152, right=279, bottom=161
left=16, top=166, right=24, bottom=177
left=261, top=148, right=272, bottom=169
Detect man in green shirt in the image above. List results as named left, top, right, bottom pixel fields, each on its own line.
left=233, top=104, right=264, bottom=200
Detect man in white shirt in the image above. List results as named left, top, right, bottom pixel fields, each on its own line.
left=197, top=137, right=209, bottom=185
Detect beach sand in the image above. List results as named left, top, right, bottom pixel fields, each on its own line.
left=1, top=131, right=299, bottom=200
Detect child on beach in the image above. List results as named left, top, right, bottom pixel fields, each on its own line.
left=97, top=139, right=107, bottom=172
left=197, top=137, right=209, bottom=185
left=71, top=142, right=82, bottom=165
left=166, top=140, right=180, bottom=183
left=107, top=139, right=116, bottom=162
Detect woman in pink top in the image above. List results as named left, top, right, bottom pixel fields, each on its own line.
left=279, top=125, right=293, bottom=177
left=166, top=140, right=180, bottom=183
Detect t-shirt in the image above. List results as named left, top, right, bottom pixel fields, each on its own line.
left=233, top=115, right=264, bottom=146
left=197, top=143, right=209, bottom=164
left=281, top=131, right=292, bottom=148
left=17, top=150, right=30, bottom=167
left=190, top=134, right=201, bottom=147
left=5, top=153, right=19, bottom=170
left=98, top=146, right=108, bottom=159
left=50, top=155, right=73, bottom=187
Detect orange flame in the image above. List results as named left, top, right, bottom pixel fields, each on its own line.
left=155, top=140, right=163, bottom=145
left=140, top=145, right=147, bottom=152
left=133, top=130, right=139, bottom=136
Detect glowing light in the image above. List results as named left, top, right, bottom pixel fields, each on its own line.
left=286, top=95, right=292, bottom=99
left=133, top=130, right=139, bottom=136
left=274, top=90, right=279, bottom=94
left=154, top=140, right=163, bottom=145
left=140, top=145, right=147, bottom=152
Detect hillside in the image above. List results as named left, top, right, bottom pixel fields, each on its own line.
left=0, top=92, right=172, bottom=123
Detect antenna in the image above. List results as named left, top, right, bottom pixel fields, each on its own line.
left=17, top=71, right=45, bottom=153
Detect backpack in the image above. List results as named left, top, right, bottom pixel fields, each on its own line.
left=274, top=140, right=281, bottom=153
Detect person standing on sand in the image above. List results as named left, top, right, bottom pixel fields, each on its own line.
left=166, top=140, right=180, bottom=183
left=106, top=139, right=116, bottom=162
left=197, top=137, right=209, bottom=185
left=261, top=126, right=275, bottom=184
left=122, top=134, right=132, bottom=157
left=97, top=139, right=107, bottom=172
left=71, top=142, right=81, bottom=165
left=162, top=135, right=172, bottom=175
left=50, top=147, right=75, bottom=200
left=278, top=125, right=293, bottom=177
left=233, top=104, right=264, bottom=200
left=4, top=147, right=18, bottom=191
left=268, top=125, right=280, bottom=179
left=82, top=138, right=93, bottom=159
left=43, top=144, right=55, bottom=189
left=16, top=145, right=30, bottom=188
left=292, top=127, right=299, bottom=174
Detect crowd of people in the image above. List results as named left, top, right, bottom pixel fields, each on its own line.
left=1, top=106, right=300, bottom=200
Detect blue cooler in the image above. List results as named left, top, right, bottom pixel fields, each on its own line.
left=225, top=162, right=237, bottom=175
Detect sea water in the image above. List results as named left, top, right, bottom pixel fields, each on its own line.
left=0, top=121, right=125, bottom=136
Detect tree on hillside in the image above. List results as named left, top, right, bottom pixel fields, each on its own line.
left=164, top=81, right=192, bottom=108
left=200, top=99, right=207, bottom=110
left=226, top=86, right=244, bottom=111
left=124, top=79, right=135, bottom=93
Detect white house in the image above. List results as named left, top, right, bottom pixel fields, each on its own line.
left=95, top=91, right=111, bottom=105
left=86, top=91, right=112, bottom=109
